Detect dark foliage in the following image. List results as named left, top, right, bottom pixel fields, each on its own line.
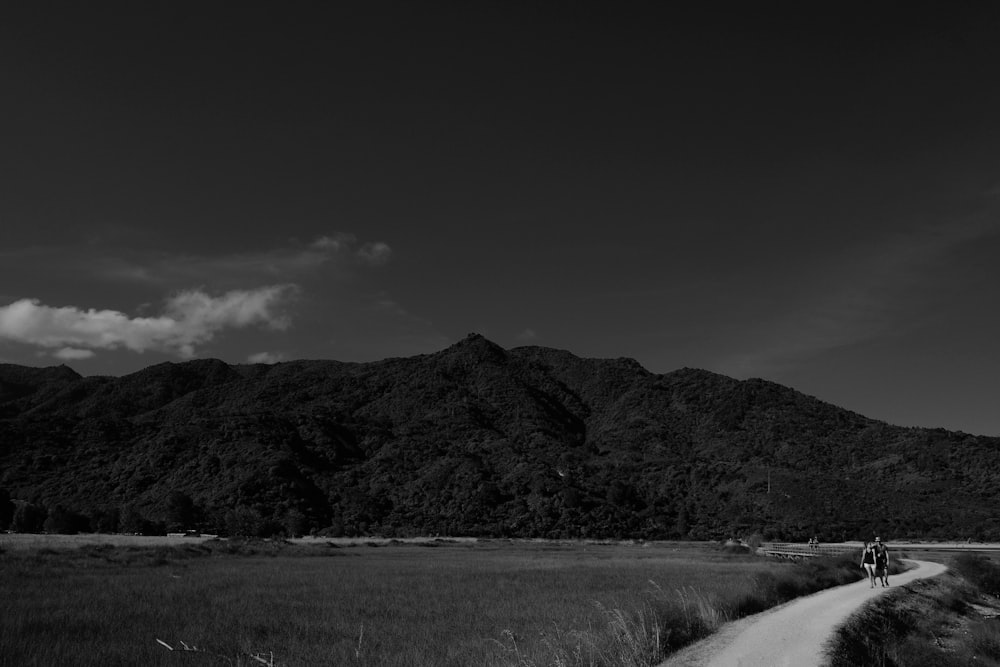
left=954, top=554, right=1000, bottom=599
left=42, top=505, right=90, bottom=534
left=10, top=502, right=46, bottom=533
left=2, top=335, right=999, bottom=539
left=0, top=487, right=13, bottom=530
left=830, top=559, right=1000, bottom=667
left=163, top=490, right=197, bottom=531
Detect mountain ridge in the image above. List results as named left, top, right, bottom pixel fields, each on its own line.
left=1, top=334, right=997, bottom=540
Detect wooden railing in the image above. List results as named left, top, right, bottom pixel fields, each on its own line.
left=759, top=541, right=1000, bottom=559
left=759, top=542, right=858, bottom=559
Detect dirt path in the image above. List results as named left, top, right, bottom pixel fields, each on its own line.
left=659, top=559, right=948, bottom=667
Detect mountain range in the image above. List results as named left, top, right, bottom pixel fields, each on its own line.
left=2, top=334, right=998, bottom=541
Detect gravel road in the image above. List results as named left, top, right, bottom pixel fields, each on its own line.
left=659, top=559, right=948, bottom=667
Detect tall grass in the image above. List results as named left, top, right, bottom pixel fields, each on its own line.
left=1, top=538, right=872, bottom=666
left=828, top=554, right=1000, bottom=667
left=488, top=552, right=878, bottom=667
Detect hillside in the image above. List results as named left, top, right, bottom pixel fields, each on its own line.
left=1, top=334, right=998, bottom=540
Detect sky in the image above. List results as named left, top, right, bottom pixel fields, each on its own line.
left=2, top=4, right=999, bottom=436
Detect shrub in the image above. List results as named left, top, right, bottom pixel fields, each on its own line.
left=953, top=554, right=1000, bottom=599
left=224, top=505, right=264, bottom=537
left=0, top=488, right=14, bottom=530
left=968, top=617, right=1000, bottom=661
left=827, top=569, right=995, bottom=667
left=10, top=502, right=46, bottom=533
left=42, top=505, right=89, bottom=534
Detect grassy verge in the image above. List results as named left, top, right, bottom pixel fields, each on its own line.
left=1, top=538, right=880, bottom=666
left=828, top=553, right=1000, bottom=667
left=492, top=551, right=902, bottom=667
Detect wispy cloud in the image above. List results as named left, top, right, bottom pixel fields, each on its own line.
left=516, top=328, right=538, bottom=341
left=101, top=233, right=394, bottom=285
left=0, top=285, right=296, bottom=359
left=0, top=233, right=393, bottom=289
left=357, top=241, right=392, bottom=266
left=717, top=215, right=1000, bottom=378
left=310, top=233, right=356, bottom=252
left=52, top=347, right=96, bottom=360
left=247, top=350, right=287, bottom=364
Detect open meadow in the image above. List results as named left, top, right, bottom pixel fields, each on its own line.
left=0, top=536, right=875, bottom=666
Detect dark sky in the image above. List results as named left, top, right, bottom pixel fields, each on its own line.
left=2, top=3, right=1000, bottom=435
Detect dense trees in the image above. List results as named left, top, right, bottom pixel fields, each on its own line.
left=10, top=502, right=46, bottom=533
left=164, top=491, right=197, bottom=531
left=0, top=488, right=13, bottom=530
left=42, top=505, right=89, bottom=534
left=2, top=336, right=1000, bottom=541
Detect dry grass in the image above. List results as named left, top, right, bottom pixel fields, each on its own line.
left=828, top=553, right=1000, bottom=667
left=0, top=532, right=218, bottom=551
left=0, top=537, right=863, bottom=666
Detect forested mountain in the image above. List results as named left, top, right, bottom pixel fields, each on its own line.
left=1, top=334, right=998, bottom=541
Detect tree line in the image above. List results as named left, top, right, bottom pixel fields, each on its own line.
left=0, top=488, right=310, bottom=538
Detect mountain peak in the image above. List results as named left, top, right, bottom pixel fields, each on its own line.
left=444, top=333, right=507, bottom=355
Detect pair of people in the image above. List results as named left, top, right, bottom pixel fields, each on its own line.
left=861, top=537, right=889, bottom=588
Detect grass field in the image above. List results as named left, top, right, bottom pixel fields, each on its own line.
left=0, top=536, right=869, bottom=666
left=829, top=551, right=1000, bottom=667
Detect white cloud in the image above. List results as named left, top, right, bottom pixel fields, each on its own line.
left=247, top=351, right=286, bottom=364
left=52, top=347, right=96, bottom=360
left=0, top=285, right=296, bottom=359
left=516, top=328, right=538, bottom=341
left=357, top=241, right=392, bottom=266
left=311, top=233, right=356, bottom=251
left=372, top=296, right=408, bottom=317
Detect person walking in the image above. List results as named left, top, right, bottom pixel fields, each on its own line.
left=874, top=536, right=889, bottom=587
left=861, top=541, right=877, bottom=588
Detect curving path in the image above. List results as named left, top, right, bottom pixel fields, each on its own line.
left=659, top=559, right=948, bottom=667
